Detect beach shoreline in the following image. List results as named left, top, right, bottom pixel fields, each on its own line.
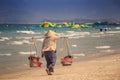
left=0, top=48, right=119, bottom=75
left=0, top=52, right=120, bottom=80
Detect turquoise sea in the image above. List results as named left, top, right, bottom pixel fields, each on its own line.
left=0, top=24, right=120, bottom=74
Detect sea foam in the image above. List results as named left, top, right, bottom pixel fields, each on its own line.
left=65, top=31, right=90, bottom=38
left=16, top=31, right=35, bottom=34
left=72, top=53, right=85, bottom=56
left=19, top=51, right=36, bottom=55
left=0, top=37, right=10, bottom=41
left=106, top=31, right=120, bottom=34
left=16, top=37, right=32, bottom=40
left=8, top=40, right=31, bottom=45
left=115, top=27, right=120, bottom=30
left=72, top=44, right=77, bottom=47
left=36, top=39, right=44, bottom=42
left=95, top=46, right=111, bottom=49
left=100, top=49, right=115, bottom=53
left=0, top=53, right=12, bottom=56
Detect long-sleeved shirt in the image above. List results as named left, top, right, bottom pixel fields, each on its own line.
left=41, top=35, right=60, bottom=54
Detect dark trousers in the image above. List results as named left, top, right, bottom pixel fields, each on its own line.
left=44, top=50, right=56, bottom=72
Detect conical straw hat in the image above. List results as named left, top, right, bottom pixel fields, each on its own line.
left=45, top=30, right=56, bottom=37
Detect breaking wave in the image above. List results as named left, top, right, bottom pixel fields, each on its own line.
left=95, top=46, right=111, bottom=49
left=19, top=51, right=36, bottom=55
left=0, top=53, right=12, bottom=56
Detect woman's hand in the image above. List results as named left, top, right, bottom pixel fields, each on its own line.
left=41, top=54, right=44, bottom=58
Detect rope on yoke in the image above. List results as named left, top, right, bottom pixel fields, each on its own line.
left=61, top=37, right=73, bottom=66
left=28, top=37, right=42, bottom=67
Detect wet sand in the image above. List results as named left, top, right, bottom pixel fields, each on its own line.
left=0, top=53, right=120, bottom=80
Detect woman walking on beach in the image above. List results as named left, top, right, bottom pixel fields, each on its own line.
left=41, top=30, right=61, bottom=75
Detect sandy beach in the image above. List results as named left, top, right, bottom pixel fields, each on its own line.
left=0, top=53, right=120, bottom=80
left=0, top=0, right=120, bottom=80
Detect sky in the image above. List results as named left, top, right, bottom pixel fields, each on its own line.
left=0, top=0, right=120, bottom=24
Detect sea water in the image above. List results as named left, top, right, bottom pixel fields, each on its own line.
left=0, top=24, right=120, bottom=74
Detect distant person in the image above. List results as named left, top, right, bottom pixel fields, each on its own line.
left=41, top=30, right=61, bottom=75
left=104, top=28, right=107, bottom=32
left=100, top=28, right=103, bottom=32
